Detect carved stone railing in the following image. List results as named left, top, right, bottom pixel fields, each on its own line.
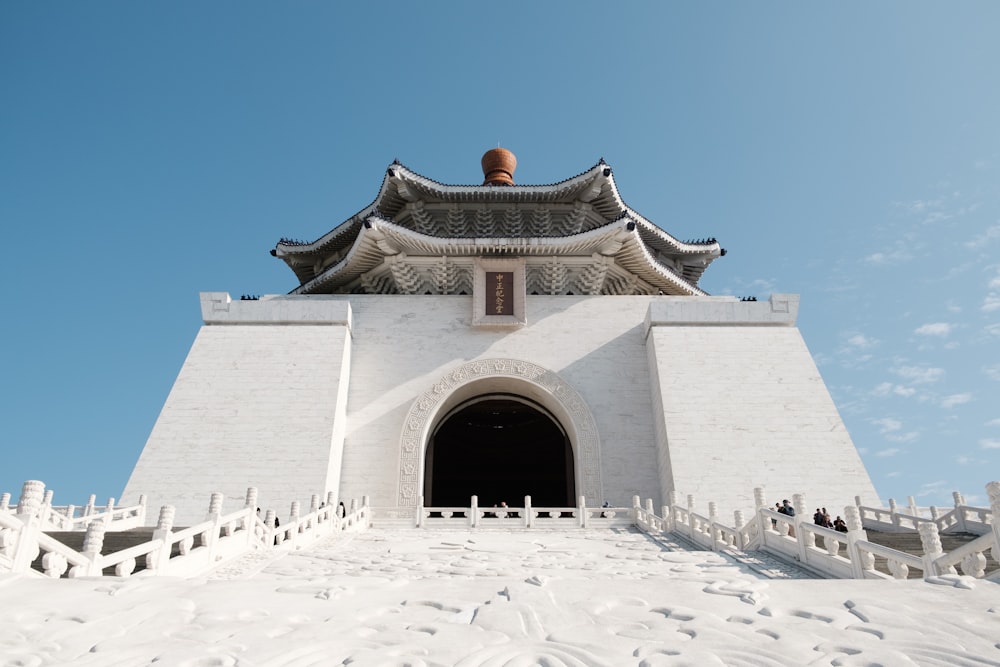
left=857, top=492, right=992, bottom=536
left=403, top=495, right=631, bottom=529
left=631, top=481, right=1000, bottom=583
left=0, top=481, right=371, bottom=579
left=0, top=489, right=147, bottom=532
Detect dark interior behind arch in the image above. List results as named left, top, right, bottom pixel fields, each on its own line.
left=423, top=394, right=575, bottom=508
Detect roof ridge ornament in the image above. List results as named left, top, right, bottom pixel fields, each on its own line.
left=481, top=148, right=517, bottom=186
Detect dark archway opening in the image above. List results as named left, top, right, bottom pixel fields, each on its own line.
left=424, top=395, right=574, bottom=508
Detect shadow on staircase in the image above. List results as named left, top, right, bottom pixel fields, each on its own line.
left=35, top=529, right=187, bottom=577
left=864, top=530, right=998, bottom=579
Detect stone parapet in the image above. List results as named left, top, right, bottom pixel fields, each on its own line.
left=644, top=294, right=799, bottom=336
left=200, top=292, right=352, bottom=327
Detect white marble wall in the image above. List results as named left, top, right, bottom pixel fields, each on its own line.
left=645, top=294, right=882, bottom=518
left=122, top=294, right=352, bottom=523
left=335, top=294, right=663, bottom=510
left=123, top=291, right=880, bottom=524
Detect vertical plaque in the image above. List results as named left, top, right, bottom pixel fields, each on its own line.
left=487, top=271, right=514, bottom=316
left=473, top=258, right=526, bottom=328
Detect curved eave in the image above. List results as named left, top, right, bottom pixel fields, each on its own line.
left=291, top=214, right=706, bottom=296
left=274, top=161, right=617, bottom=263
left=274, top=159, right=723, bottom=285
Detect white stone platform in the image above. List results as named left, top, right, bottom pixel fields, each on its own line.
left=1, top=528, right=997, bottom=665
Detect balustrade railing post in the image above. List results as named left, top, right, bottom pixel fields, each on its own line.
left=137, top=494, right=147, bottom=525
left=203, top=493, right=224, bottom=559
left=0, top=492, right=10, bottom=512
left=986, top=481, right=1000, bottom=569
left=265, top=509, right=277, bottom=544
left=918, top=521, right=945, bottom=579
left=524, top=496, right=533, bottom=528
left=309, top=494, right=320, bottom=527
left=148, top=505, right=175, bottom=575
left=661, top=505, right=671, bottom=533
left=104, top=498, right=116, bottom=528
left=843, top=505, right=869, bottom=579
left=953, top=491, right=967, bottom=532
left=289, top=501, right=301, bottom=545
left=11, top=481, right=45, bottom=574
left=644, top=498, right=654, bottom=532
left=631, top=495, right=640, bottom=524
left=470, top=496, right=479, bottom=528
left=244, top=487, right=259, bottom=531
left=416, top=495, right=424, bottom=528
left=708, top=502, right=718, bottom=550
left=753, top=487, right=767, bottom=548
left=734, top=511, right=746, bottom=549
left=39, top=489, right=54, bottom=527
left=77, top=520, right=106, bottom=577
left=580, top=496, right=589, bottom=528
left=686, top=495, right=696, bottom=540
left=907, top=495, right=918, bottom=518
left=84, top=494, right=96, bottom=518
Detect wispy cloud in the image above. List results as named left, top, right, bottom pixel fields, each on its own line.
left=986, top=418, right=1000, bottom=427
left=864, top=247, right=912, bottom=265
left=983, top=268, right=1000, bottom=312
left=914, top=322, right=953, bottom=337
left=846, top=334, right=877, bottom=348
left=917, top=480, right=948, bottom=497
left=965, top=222, right=1000, bottom=249
left=986, top=365, right=1000, bottom=381
left=872, top=382, right=916, bottom=397
left=892, top=364, right=945, bottom=384
left=876, top=448, right=900, bottom=457
left=894, top=198, right=947, bottom=220
left=941, top=393, right=972, bottom=408
left=980, top=439, right=1000, bottom=450
left=872, top=417, right=901, bottom=433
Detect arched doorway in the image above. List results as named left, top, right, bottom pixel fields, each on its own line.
left=423, top=394, right=575, bottom=508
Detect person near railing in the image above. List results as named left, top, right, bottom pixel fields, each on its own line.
left=779, top=499, right=795, bottom=536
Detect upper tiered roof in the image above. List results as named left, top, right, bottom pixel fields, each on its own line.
left=272, top=150, right=724, bottom=296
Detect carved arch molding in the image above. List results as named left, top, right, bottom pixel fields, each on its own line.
left=396, top=358, right=603, bottom=507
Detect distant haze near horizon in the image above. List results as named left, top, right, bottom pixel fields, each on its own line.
left=2, top=3, right=998, bottom=511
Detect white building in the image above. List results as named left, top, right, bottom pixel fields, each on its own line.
left=122, top=149, right=880, bottom=523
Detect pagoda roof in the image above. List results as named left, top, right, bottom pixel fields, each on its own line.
left=273, top=159, right=724, bottom=296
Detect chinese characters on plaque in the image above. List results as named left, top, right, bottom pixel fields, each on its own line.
left=486, top=271, right=514, bottom=316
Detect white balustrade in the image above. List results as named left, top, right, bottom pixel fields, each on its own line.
left=0, top=481, right=372, bottom=579
left=3, top=479, right=996, bottom=583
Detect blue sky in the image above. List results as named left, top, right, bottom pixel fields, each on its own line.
left=2, top=3, right=998, bottom=510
